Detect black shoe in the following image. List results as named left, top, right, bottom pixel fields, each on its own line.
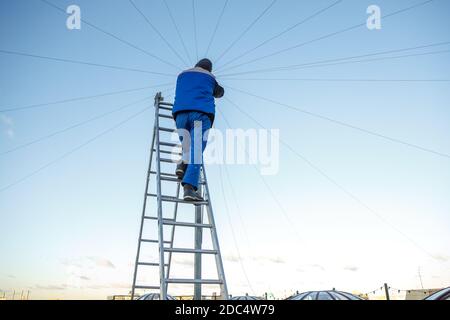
left=183, top=184, right=204, bottom=202
left=176, top=162, right=187, bottom=180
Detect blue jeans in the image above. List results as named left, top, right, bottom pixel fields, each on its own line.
left=175, top=111, right=212, bottom=190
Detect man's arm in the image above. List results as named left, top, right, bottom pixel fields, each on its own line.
left=213, top=80, right=225, bottom=98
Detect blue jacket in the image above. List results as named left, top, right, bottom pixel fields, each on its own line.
left=172, top=67, right=224, bottom=122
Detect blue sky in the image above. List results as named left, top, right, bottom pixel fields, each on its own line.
left=0, top=0, right=449, bottom=299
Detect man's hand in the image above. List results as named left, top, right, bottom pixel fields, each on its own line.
left=213, top=81, right=225, bottom=98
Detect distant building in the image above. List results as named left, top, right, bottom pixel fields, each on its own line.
left=405, top=289, right=440, bottom=300
left=107, top=295, right=134, bottom=300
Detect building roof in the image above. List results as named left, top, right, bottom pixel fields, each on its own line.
left=287, top=290, right=362, bottom=300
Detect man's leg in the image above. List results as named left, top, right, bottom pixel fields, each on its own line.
left=182, top=112, right=211, bottom=200
left=175, top=112, right=190, bottom=179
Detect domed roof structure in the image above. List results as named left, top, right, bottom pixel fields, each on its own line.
left=424, top=287, right=450, bottom=300
left=287, top=290, right=362, bottom=300
left=230, top=295, right=261, bottom=300
left=137, top=293, right=176, bottom=300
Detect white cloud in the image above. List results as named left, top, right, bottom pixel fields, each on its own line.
left=309, top=264, right=325, bottom=271
left=0, top=114, right=14, bottom=138
left=432, top=254, right=449, bottom=263
left=35, top=284, right=68, bottom=291
left=224, top=254, right=286, bottom=265
left=61, top=256, right=116, bottom=269
left=224, top=254, right=240, bottom=263
left=343, top=265, right=359, bottom=272
left=87, top=256, right=116, bottom=269
left=6, top=129, right=14, bottom=138
left=0, top=114, right=13, bottom=126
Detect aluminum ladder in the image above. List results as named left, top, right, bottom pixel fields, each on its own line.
left=131, top=92, right=228, bottom=300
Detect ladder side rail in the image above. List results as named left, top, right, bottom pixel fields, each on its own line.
left=131, top=105, right=157, bottom=300
left=155, top=93, right=168, bottom=300
left=194, top=183, right=204, bottom=300
left=164, top=182, right=181, bottom=293
left=202, top=166, right=229, bottom=300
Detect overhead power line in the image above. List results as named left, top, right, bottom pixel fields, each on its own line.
left=0, top=106, right=151, bottom=193
left=218, top=166, right=256, bottom=296
left=216, top=0, right=343, bottom=72
left=0, top=95, right=152, bottom=156
left=162, top=0, right=192, bottom=64
left=217, top=41, right=450, bottom=77
left=0, top=49, right=176, bottom=77
left=219, top=0, right=437, bottom=74
left=192, top=0, right=199, bottom=61
left=222, top=164, right=252, bottom=246
left=224, top=96, right=438, bottom=261
left=225, top=85, right=450, bottom=160
left=204, top=0, right=229, bottom=58
left=0, top=82, right=172, bottom=113
left=217, top=109, right=303, bottom=243
left=222, top=77, right=450, bottom=82
left=39, top=0, right=182, bottom=71
left=128, top=0, right=188, bottom=67
left=214, top=0, right=279, bottom=65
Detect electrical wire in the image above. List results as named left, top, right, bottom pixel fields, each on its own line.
left=0, top=83, right=173, bottom=113
left=192, top=0, right=199, bottom=61
left=225, top=85, right=450, bottom=159
left=224, top=96, right=439, bottom=261
left=128, top=0, right=188, bottom=67
left=204, top=0, right=229, bottom=58
left=0, top=49, right=176, bottom=77
left=39, top=0, right=182, bottom=71
left=0, top=95, right=154, bottom=156
left=221, top=77, right=450, bottom=82
left=217, top=109, right=303, bottom=243
left=162, top=0, right=192, bottom=64
left=0, top=105, right=151, bottom=193
left=218, top=166, right=256, bottom=296
left=218, top=47, right=450, bottom=77
left=214, top=0, right=279, bottom=65
left=219, top=0, right=437, bottom=74
left=215, top=0, right=343, bottom=72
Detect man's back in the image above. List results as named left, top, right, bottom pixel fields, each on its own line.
left=172, top=59, right=224, bottom=122
left=173, top=67, right=217, bottom=116
left=172, top=59, right=224, bottom=201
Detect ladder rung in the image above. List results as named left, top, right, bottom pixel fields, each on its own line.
left=147, top=194, right=209, bottom=205
left=155, top=149, right=182, bottom=156
left=159, top=127, right=177, bottom=133
left=164, top=248, right=217, bottom=254
left=163, top=220, right=212, bottom=228
left=159, top=176, right=205, bottom=184
left=160, top=176, right=181, bottom=183
left=141, top=238, right=172, bottom=244
left=141, top=238, right=157, bottom=242
left=158, top=176, right=206, bottom=185
left=143, top=217, right=175, bottom=222
left=137, top=262, right=169, bottom=267
left=159, top=102, right=174, bottom=107
left=145, top=217, right=211, bottom=229
left=166, top=279, right=223, bottom=285
left=158, top=113, right=173, bottom=119
left=159, top=106, right=173, bottom=111
left=150, top=171, right=178, bottom=178
left=134, top=285, right=160, bottom=290
left=159, top=142, right=181, bottom=148
left=160, top=157, right=179, bottom=163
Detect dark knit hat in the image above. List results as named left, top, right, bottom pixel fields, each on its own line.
left=195, top=58, right=213, bottom=72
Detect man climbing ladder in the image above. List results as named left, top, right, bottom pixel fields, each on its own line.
left=172, top=58, right=225, bottom=201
